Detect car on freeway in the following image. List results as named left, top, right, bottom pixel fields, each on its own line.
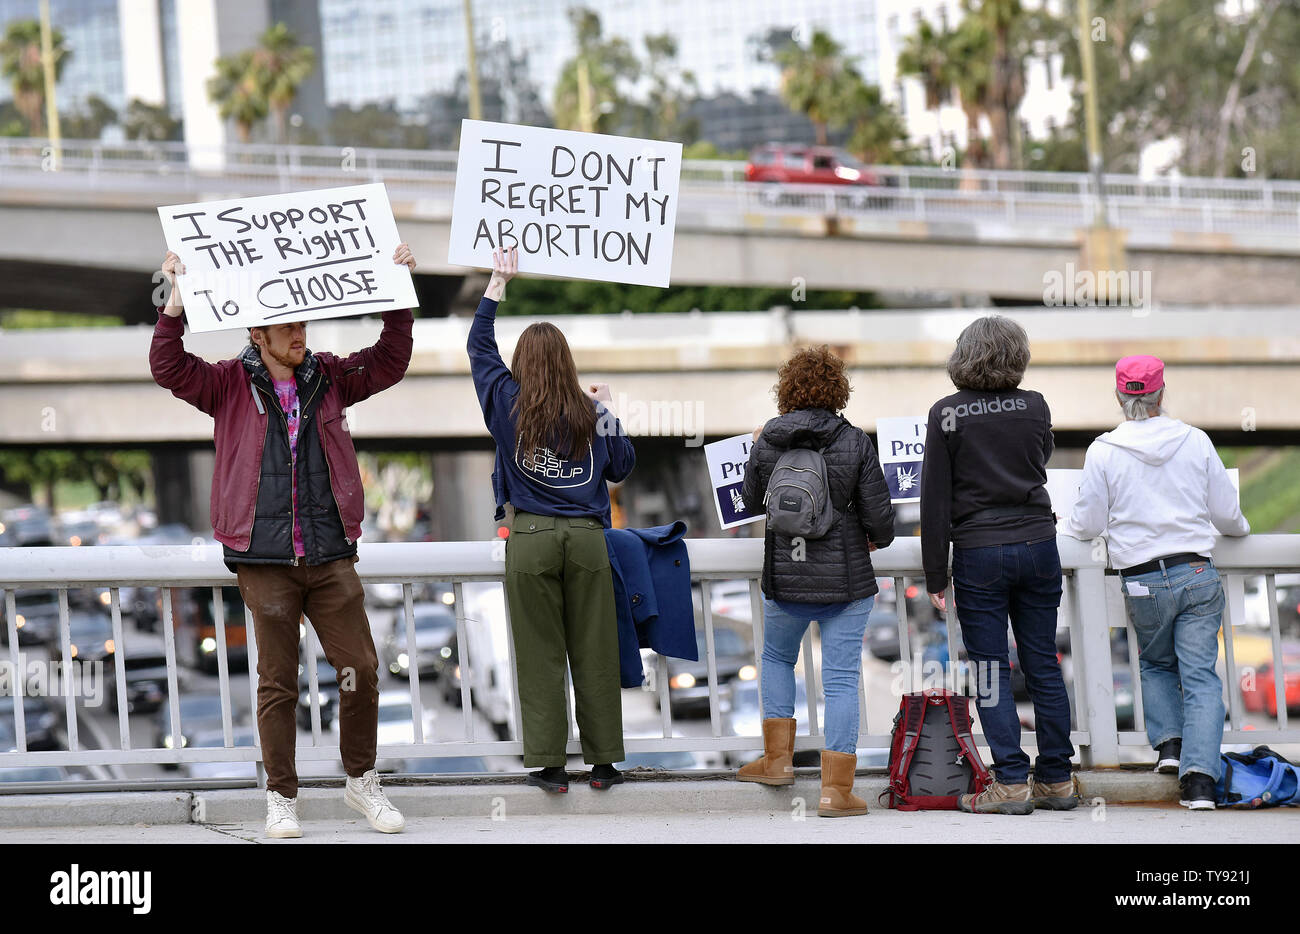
left=67, top=609, right=116, bottom=663
left=106, top=631, right=174, bottom=714
left=0, top=694, right=61, bottom=751
left=1240, top=644, right=1300, bottom=716
left=183, top=725, right=259, bottom=780
left=2, top=589, right=62, bottom=647
left=297, top=656, right=339, bottom=732
left=659, top=623, right=756, bottom=718
left=154, top=691, right=241, bottom=765
left=745, top=144, right=880, bottom=187
left=381, top=603, right=457, bottom=679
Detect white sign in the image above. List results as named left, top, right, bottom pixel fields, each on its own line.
left=447, top=119, right=683, bottom=288
left=704, top=433, right=762, bottom=531
left=157, top=183, right=418, bottom=333
left=876, top=416, right=928, bottom=504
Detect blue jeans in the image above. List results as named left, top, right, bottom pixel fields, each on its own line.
left=952, top=540, right=1074, bottom=785
left=1120, top=560, right=1226, bottom=781
left=759, top=596, right=874, bottom=754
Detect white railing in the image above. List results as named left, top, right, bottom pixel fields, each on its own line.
left=2, top=535, right=1296, bottom=789
left=3, top=137, right=1300, bottom=235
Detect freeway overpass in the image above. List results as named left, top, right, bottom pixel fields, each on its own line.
left=2, top=304, right=1296, bottom=446
left=2, top=138, right=1299, bottom=317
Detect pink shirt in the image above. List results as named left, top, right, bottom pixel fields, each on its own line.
left=272, top=378, right=306, bottom=557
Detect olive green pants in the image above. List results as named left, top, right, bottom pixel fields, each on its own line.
left=504, top=510, right=625, bottom=767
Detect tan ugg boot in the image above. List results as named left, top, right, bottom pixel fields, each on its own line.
left=818, top=749, right=868, bottom=817
left=736, top=717, right=796, bottom=786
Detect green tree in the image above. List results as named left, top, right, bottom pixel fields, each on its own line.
left=552, top=8, right=640, bottom=134
left=846, top=82, right=908, bottom=164
left=630, top=33, right=699, bottom=142
left=0, top=19, right=69, bottom=136
left=207, top=48, right=266, bottom=143
left=774, top=30, right=862, bottom=145
left=251, top=22, right=316, bottom=143
left=897, top=19, right=958, bottom=111
left=61, top=94, right=116, bottom=139
left=124, top=98, right=182, bottom=141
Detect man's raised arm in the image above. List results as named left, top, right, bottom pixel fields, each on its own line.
left=149, top=250, right=227, bottom=416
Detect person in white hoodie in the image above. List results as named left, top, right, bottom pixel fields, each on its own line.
left=1064, top=355, right=1249, bottom=811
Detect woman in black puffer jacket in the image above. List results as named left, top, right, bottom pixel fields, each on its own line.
left=736, top=346, right=895, bottom=817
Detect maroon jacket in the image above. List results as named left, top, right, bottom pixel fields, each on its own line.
left=149, top=309, right=414, bottom=552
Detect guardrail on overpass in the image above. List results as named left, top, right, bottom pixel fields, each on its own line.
left=3, top=136, right=1300, bottom=236
left=2, top=535, right=1295, bottom=790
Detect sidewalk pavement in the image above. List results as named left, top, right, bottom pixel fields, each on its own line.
left=0, top=771, right=1294, bottom=843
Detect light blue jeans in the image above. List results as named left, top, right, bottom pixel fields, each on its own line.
left=759, top=596, right=874, bottom=754
left=1120, top=560, right=1226, bottom=781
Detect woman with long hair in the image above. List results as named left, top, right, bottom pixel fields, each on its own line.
left=737, top=346, right=895, bottom=816
left=467, top=246, right=635, bottom=793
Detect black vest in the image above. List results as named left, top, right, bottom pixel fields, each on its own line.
left=224, top=347, right=356, bottom=569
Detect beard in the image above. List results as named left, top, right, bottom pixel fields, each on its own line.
left=265, top=344, right=306, bottom=370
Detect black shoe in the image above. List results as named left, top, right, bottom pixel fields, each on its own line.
left=1178, top=772, right=1216, bottom=810
left=589, top=764, right=624, bottom=790
left=526, top=767, right=569, bottom=794
left=1154, top=738, right=1181, bottom=774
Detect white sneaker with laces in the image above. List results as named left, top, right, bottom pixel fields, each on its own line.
left=345, top=769, right=405, bottom=833
left=265, top=790, right=302, bottom=839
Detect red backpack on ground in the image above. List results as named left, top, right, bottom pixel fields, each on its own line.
left=883, top=689, right=991, bottom=811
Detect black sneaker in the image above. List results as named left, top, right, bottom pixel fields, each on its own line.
left=1178, top=772, right=1216, bottom=810
left=589, top=764, right=625, bottom=791
left=1154, top=738, right=1181, bottom=774
left=526, top=767, right=569, bottom=794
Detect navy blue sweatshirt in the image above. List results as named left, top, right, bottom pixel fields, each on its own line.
left=467, top=297, right=635, bottom=525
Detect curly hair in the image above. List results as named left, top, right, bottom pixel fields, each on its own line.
left=773, top=345, right=851, bottom=414
left=946, top=316, right=1031, bottom=392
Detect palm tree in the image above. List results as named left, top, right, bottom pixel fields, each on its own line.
left=897, top=19, right=956, bottom=111
left=207, top=49, right=267, bottom=143
left=553, top=8, right=639, bottom=133
left=0, top=19, right=69, bottom=136
left=846, top=83, right=907, bottom=164
left=775, top=30, right=861, bottom=145
left=965, top=0, right=1027, bottom=170
left=252, top=23, right=315, bottom=143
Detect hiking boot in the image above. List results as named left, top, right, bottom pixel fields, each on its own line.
left=265, top=790, right=302, bottom=839
left=589, top=764, right=624, bottom=790
left=344, top=769, right=406, bottom=833
left=526, top=766, right=569, bottom=794
left=817, top=750, right=868, bottom=817
left=1030, top=776, right=1079, bottom=810
left=1179, top=772, right=1217, bottom=811
left=736, top=717, right=796, bottom=786
left=1154, top=738, right=1182, bottom=775
left=959, top=780, right=1034, bottom=815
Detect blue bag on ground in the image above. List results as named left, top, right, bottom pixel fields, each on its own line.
left=1215, top=745, right=1300, bottom=807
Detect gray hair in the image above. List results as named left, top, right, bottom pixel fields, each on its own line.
left=1118, top=388, right=1164, bottom=421
left=946, top=316, right=1031, bottom=392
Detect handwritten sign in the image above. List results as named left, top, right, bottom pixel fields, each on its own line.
left=704, top=433, right=762, bottom=530
left=877, top=416, right=928, bottom=504
left=157, top=183, right=418, bottom=333
left=447, top=119, right=682, bottom=288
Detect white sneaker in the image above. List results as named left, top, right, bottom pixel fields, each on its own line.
left=265, top=790, right=302, bottom=839
left=344, top=769, right=405, bottom=833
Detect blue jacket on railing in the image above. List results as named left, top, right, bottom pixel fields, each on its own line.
left=605, top=522, right=697, bottom=688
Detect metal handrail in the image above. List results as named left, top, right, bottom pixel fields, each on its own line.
left=2, top=534, right=1296, bottom=788
left=3, top=137, right=1300, bottom=235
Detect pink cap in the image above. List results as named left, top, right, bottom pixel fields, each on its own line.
left=1116, top=355, right=1164, bottom=394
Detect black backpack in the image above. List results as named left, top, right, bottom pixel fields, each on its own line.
left=762, top=421, right=849, bottom=539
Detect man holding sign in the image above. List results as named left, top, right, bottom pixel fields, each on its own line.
left=149, top=239, right=417, bottom=839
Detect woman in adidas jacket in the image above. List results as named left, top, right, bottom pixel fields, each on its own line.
left=736, top=346, right=895, bottom=817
